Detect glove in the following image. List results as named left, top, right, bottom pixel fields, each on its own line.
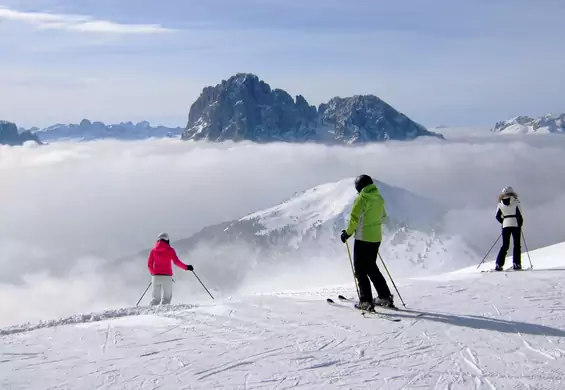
left=186, top=264, right=193, bottom=271
left=340, top=230, right=351, bottom=243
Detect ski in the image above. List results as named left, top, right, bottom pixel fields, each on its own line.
left=326, top=297, right=401, bottom=322
left=481, top=266, right=532, bottom=273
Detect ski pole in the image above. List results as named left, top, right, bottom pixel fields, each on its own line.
left=345, top=241, right=361, bottom=300
left=136, top=282, right=152, bottom=307
left=476, top=234, right=502, bottom=269
left=378, top=253, right=406, bottom=307
left=191, top=271, right=214, bottom=299
left=521, top=231, right=533, bottom=269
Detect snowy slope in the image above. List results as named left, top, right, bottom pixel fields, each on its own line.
left=237, top=177, right=478, bottom=274
left=419, top=239, right=565, bottom=281
left=239, top=178, right=443, bottom=234
left=492, top=114, right=565, bottom=135
left=2, top=242, right=565, bottom=389
left=116, top=178, right=479, bottom=295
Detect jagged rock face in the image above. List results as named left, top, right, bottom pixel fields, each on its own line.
left=319, top=95, right=442, bottom=142
left=182, top=74, right=318, bottom=142
left=492, top=114, right=565, bottom=134
left=0, top=121, right=41, bottom=146
left=182, top=73, right=443, bottom=143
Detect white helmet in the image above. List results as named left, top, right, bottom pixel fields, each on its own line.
left=157, top=232, right=170, bottom=241
left=500, top=186, right=518, bottom=199
left=502, top=186, right=514, bottom=194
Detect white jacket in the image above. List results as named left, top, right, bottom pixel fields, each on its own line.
left=496, top=196, right=524, bottom=228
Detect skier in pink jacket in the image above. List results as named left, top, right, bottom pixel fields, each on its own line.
left=147, top=232, right=193, bottom=305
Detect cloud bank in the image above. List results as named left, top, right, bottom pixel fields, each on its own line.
left=2, top=135, right=565, bottom=326
left=0, top=6, right=174, bottom=34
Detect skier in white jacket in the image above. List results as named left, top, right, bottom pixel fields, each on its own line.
left=494, top=186, right=524, bottom=270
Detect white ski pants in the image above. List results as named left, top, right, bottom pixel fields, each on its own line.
left=150, top=275, right=173, bottom=305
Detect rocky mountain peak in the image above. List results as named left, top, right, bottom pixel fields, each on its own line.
left=0, top=120, right=42, bottom=146
left=319, top=94, right=441, bottom=142
left=182, top=73, right=443, bottom=143
left=182, top=73, right=319, bottom=142
left=79, top=119, right=92, bottom=128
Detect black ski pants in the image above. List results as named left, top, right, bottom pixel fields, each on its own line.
left=353, top=239, right=391, bottom=303
left=496, top=226, right=521, bottom=267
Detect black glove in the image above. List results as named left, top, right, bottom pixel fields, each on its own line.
left=340, top=230, right=351, bottom=243
left=186, top=264, right=193, bottom=271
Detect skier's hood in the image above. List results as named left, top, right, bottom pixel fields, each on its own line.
left=359, top=183, right=382, bottom=200
left=153, top=240, right=172, bottom=253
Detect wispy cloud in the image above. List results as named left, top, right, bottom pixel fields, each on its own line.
left=0, top=6, right=174, bottom=34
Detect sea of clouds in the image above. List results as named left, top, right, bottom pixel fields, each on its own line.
left=2, top=134, right=565, bottom=326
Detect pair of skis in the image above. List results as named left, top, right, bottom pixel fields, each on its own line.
left=326, top=295, right=401, bottom=322
left=481, top=266, right=532, bottom=273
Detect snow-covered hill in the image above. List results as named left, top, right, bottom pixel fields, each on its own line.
left=2, top=241, right=565, bottom=389
left=26, top=119, right=183, bottom=142
left=492, top=113, right=565, bottom=134
left=115, top=178, right=480, bottom=294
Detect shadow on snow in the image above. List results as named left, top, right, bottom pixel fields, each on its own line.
left=385, top=309, right=565, bottom=337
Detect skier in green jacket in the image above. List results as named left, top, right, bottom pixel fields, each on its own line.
left=340, top=174, right=394, bottom=310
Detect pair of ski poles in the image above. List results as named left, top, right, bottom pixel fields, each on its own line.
left=136, top=270, right=214, bottom=307
left=475, top=230, right=533, bottom=269
left=345, top=240, right=406, bottom=308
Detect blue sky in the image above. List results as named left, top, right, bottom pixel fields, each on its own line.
left=1, top=0, right=564, bottom=128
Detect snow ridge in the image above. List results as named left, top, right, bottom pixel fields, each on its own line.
left=0, top=303, right=196, bottom=336
left=492, top=113, right=565, bottom=134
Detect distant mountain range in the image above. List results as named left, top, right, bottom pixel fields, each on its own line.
left=13, top=74, right=563, bottom=143
left=0, top=121, right=41, bottom=146
left=24, top=119, right=183, bottom=142
left=492, top=113, right=565, bottom=134
left=181, top=73, right=444, bottom=143
left=1, top=73, right=451, bottom=144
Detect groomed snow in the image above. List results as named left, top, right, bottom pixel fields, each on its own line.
left=1, top=243, right=565, bottom=389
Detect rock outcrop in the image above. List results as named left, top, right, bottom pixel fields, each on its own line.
left=182, top=73, right=443, bottom=143
left=0, top=121, right=42, bottom=146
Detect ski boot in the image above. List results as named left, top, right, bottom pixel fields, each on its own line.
left=513, top=263, right=522, bottom=270
left=354, top=301, right=374, bottom=312
left=494, top=264, right=503, bottom=271
left=373, top=295, right=396, bottom=309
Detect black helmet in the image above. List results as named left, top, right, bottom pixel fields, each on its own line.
left=355, top=174, right=373, bottom=193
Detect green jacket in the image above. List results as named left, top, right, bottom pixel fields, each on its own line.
left=345, top=184, right=387, bottom=243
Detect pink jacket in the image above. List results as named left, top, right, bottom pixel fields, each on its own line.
left=147, top=241, right=187, bottom=276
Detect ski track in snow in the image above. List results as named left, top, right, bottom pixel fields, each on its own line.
left=2, top=257, right=565, bottom=388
